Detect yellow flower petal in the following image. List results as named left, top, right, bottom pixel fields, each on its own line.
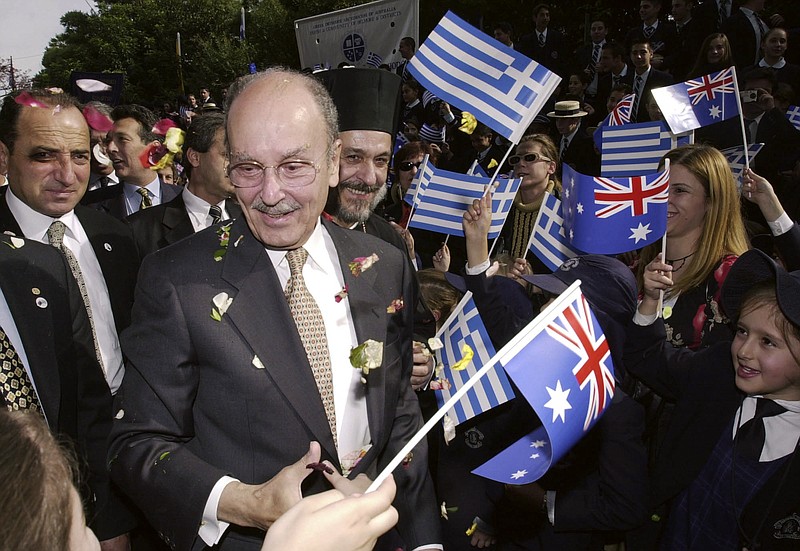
left=451, top=344, right=474, bottom=371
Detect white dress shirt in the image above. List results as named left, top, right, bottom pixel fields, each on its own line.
left=181, top=187, right=230, bottom=233
left=6, top=188, right=124, bottom=393
left=123, top=175, right=162, bottom=216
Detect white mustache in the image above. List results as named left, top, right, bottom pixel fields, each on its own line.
left=251, top=197, right=299, bottom=215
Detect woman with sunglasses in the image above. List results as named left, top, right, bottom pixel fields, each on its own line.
left=379, top=141, right=438, bottom=228
left=500, top=134, right=561, bottom=276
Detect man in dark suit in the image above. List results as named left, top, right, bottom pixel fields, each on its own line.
left=573, top=19, right=609, bottom=105
left=669, top=0, right=708, bottom=81
left=518, top=4, right=566, bottom=76
left=693, top=0, right=732, bottom=36
left=596, top=42, right=635, bottom=110
left=625, top=0, right=677, bottom=72
left=396, top=36, right=415, bottom=81
left=109, top=68, right=440, bottom=551
left=0, top=234, right=134, bottom=545
left=0, top=89, right=138, bottom=550
left=548, top=100, right=600, bottom=176
left=629, top=40, right=673, bottom=123
left=127, top=112, right=241, bottom=257
left=722, top=0, right=770, bottom=70
left=85, top=104, right=181, bottom=220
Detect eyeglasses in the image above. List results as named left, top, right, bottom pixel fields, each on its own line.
left=227, top=146, right=330, bottom=188
left=508, top=152, right=552, bottom=165
left=398, top=160, right=422, bottom=172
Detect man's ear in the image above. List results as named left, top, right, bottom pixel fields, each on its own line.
left=185, top=147, right=201, bottom=169
left=0, top=141, right=9, bottom=176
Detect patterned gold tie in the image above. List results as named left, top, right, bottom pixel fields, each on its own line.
left=0, top=326, right=41, bottom=412
left=285, top=248, right=337, bottom=448
left=47, top=221, right=105, bottom=374
left=136, top=187, right=152, bottom=210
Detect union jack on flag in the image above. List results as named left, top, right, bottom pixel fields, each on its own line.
left=606, top=93, right=635, bottom=126
left=652, top=67, right=740, bottom=134
left=471, top=281, right=616, bottom=484
left=594, top=170, right=670, bottom=218
left=545, top=292, right=613, bottom=430
left=686, top=67, right=735, bottom=105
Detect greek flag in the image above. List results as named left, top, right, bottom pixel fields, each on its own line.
left=721, top=143, right=764, bottom=189
left=787, top=105, right=800, bottom=131
left=528, top=192, right=583, bottom=272
left=600, top=121, right=692, bottom=177
left=366, top=51, right=383, bottom=68
left=434, top=292, right=514, bottom=425
left=403, top=155, right=433, bottom=209
left=408, top=165, right=521, bottom=239
left=409, top=11, right=561, bottom=143
left=467, top=159, right=488, bottom=178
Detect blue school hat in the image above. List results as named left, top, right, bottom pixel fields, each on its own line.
left=721, top=249, right=800, bottom=326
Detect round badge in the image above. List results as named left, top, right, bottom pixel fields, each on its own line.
left=35, top=297, right=48, bottom=309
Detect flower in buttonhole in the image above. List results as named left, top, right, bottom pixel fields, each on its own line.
left=350, top=339, right=383, bottom=383
left=348, top=253, right=379, bottom=276
left=210, top=292, right=233, bottom=321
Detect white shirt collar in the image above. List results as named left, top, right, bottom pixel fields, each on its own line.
left=265, top=220, right=336, bottom=278
left=733, top=396, right=800, bottom=462
left=6, top=186, right=81, bottom=243
left=759, top=58, right=786, bottom=69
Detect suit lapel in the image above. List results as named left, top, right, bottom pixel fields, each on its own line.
left=220, top=218, right=339, bottom=459
left=324, top=221, right=388, bottom=446
left=0, top=255, right=61, bottom=424
left=0, top=189, right=24, bottom=236
left=162, top=195, right=194, bottom=246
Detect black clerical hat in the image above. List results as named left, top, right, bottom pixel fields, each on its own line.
left=315, top=68, right=401, bottom=135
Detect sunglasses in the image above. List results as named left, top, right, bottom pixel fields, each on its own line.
left=398, top=161, right=422, bottom=172
left=508, top=152, right=552, bottom=165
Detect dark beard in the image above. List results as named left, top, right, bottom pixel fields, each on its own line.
left=333, top=180, right=387, bottom=225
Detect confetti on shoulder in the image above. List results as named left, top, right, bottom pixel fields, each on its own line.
left=335, top=286, right=349, bottom=303
left=349, top=253, right=379, bottom=276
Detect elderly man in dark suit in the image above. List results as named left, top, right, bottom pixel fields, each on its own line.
left=85, top=104, right=181, bottom=220
left=127, top=112, right=241, bottom=257
left=109, top=68, right=440, bottom=551
left=0, top=88, right=138, bottom=550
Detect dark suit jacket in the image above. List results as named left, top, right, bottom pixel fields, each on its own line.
left=624, top=320, right=800, bottom=550
left=126, top=191, right=242, bottom=258
left=0, top=187, right=140, bottom=337
left=669, top=18, right=707, bottom=81
left=519, top=28, right=566, bottom=76
left=693, top=0, right=725, bottom=36
left=625, top=21, right=678, bottom=70
left=86, top=181, right=182, bottom=221
left=561, top=121, right=600, bottom=176
left=596, top=69, right=635, bottom=109
left=109, top=216, right=439, bottom=551
left=722, top=9, right=766, bottom=70
left=0, top=234, right=128, bottom=539
left=632, top=68, right=673, bottom=123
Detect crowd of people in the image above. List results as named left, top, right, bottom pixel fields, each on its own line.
left=1, top=1, right=800, bottom=550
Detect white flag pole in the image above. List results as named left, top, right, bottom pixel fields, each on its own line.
left=657, top=158, right=670, bottom=317
left=731, top=67, right=751, bottom=197
left=366, top=280, right=584, bottom=492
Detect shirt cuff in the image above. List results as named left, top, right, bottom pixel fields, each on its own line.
left=411, top=545, right=443, bottom=551
left=199, top=476, right=238, bottom=546
left=465, top=258, right=491, bottom=275
left=768, top=212, right=793, bottom=236
left=546, top=490, right=556, bottom=525
left=633, top=305, right=659, bottom=326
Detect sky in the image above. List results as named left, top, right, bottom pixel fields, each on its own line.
left=1, top=0, right=92, bottom=78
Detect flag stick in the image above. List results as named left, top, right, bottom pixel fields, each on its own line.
left=487, top=142, right=518, bottom=258
left=366, top=279, right=584, bottom=493
left=404, top=154, right=430, bottom=230
left=176, top=32, right=185, bottom=96
left=657, top=158, right=670, bottom=317
left=443, top=234, right=450, bottom=246
left=730, top=67, right=751, bottom=196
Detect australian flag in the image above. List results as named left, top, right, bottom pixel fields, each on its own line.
left=528, top=192, right=584, bottom=272
left=433, top=292, right=515, bottom=425
left=472, top=283, right=614, bottom=484
left=409, top=11, right=561, bottom=143
left=652, top=67, right=740, bottom=134
left=562, top=163, right=670, bottom=254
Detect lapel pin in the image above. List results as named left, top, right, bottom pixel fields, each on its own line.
left=31, top=288, right=40, bottom=295
left=35, top=297, right=48, bottom=309
left=104, top=243, right=112, bottom=251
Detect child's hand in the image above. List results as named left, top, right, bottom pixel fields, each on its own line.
left=433, top=243, right=450, bottom=272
